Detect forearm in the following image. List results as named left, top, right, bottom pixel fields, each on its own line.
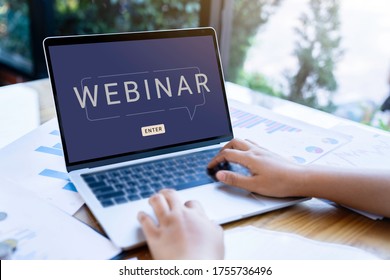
left=297, top=166, right=390, bottom=218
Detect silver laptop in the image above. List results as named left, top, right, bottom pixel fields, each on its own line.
left=43, top=28, right=308, bottom=249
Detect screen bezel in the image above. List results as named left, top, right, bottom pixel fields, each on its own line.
left=43, top=27, right=233, bottom=172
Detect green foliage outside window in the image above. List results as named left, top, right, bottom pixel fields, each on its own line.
left=0, top=0, right=200, bottom=76
left=286, top=0, right=342, bottom=111
left=0, top=0, right=32, bottom=73
left=227, top=0, right=281, bottom=82
left=1, top=0, right=343, bottom=116
left=232, top=0, right=342, bottom=113
left=54, top=0, right=200, bottom=35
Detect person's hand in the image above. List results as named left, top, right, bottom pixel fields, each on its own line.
left=138, top=189, right=224, bottom=259
left=208, top=138, right=305, bottom=198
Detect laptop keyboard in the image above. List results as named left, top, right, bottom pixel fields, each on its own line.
left=82, top=148, right=244, bottom=208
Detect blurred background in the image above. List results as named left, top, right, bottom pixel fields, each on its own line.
left=0, top=0, right=389, bottom=130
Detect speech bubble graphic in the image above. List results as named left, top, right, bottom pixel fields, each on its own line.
left=74, top=67, right=210, bottom=122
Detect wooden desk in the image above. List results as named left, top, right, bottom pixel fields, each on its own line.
left=74, top=197, right=390, bottom=260
left=4, top=79, right=390, bottom=260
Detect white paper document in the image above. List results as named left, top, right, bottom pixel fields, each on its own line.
left=224, top=226, right=379, bottom=260
left=0, top=119, right=84, bottom=215
left=314, top=124, right=390, bottom=170
left=228, top=100, right=350, bottom=165
left=0, top=177, right=120, bottom=260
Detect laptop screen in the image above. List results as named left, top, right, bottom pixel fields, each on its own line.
left=44, top=28, right=232, bottom=170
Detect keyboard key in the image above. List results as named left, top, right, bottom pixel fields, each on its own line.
left=114, top=183, right=125, bottom=190
left=140, top=191, right=154, bottom=198
left=173, top=178, right=214, bottom=191
left=150, top=176, right=160, bottom=181
left=128, top=194, right=141, bottom=201
left=155, top=162, right=165, bottom=168
left=139, top=185, right=151, bottom=192
left=174, top=178, right=185, bottom=184
left=92, top=186, right=115, bottom=195
left=138, top=178, right=150, bottom=185
left=132, top=173, right=143, bottom=179
left=125, top=181, right=137, bottom=187
left=97, top=190, right=125, bottom=201
left=150, top=183, right=163, bottom=190
left=162, top=180, right=174, bottom=187
left=133, top=166, right=144, bottom=173
left=97, top=174, right=108, bottom=180
left=83, top=176, right=96, bottom=183
left=106, top=178, right=119, bottom=184
left=110, top=171, right=121, bottom=177
left=88, top=181, right=107, bottom=189
left=114, top=197, right=128, bottom=204
left=101, top=200, right=114, bottom=207
left=184, top=175, right=196, bottom=182
left=155, top=169, right=167, bottom=175
left=125, top=188, right=138, bottom=194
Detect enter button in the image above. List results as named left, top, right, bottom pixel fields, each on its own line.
left=141, top=124, right=166, bottom=137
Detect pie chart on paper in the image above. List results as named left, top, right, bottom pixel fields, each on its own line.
left=305, top=146, right=323, bottom=154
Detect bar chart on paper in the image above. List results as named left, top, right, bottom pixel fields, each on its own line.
left=0, top=119, right=84, bottom=215
left=229, top=100, right=350, bottom=165
left=230, top=107, right=302, bottom=134
left=35, top=131, right=64, bottom=157
left=39, top=168, right=77, bottom=192
left=35, top=130, right=77, bottom=193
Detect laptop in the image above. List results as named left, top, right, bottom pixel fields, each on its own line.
left=43, top=27, right=308, bottom=249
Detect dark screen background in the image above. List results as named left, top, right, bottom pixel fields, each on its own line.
left=48, top=35, right=231, bottom=164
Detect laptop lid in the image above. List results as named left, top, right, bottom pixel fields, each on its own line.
left=43, top=28, right=233, bottom=172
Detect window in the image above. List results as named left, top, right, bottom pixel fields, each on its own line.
left=52, top=0, right=201, bottom=35
left=2, top=0, right=389, bottom=129
left=219, top=0, right=390, bottom=128
left=0, top=0, right=208, bottom=79
left=0, top=0, right=32, bottom=75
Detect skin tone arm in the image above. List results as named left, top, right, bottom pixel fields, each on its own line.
left=138, top=189, right=224, bottom=260
left=208, top=138, right=390, bottom=218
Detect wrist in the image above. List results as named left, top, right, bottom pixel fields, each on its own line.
left=295, top=165, right=330, bottom=198
left=290, top=165, right=311, bottom=197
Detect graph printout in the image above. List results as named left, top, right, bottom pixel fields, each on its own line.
left=314, top=124, right=390, bottom=170
left=0, top=119, right=84, bottom=215
left=0, top=177, right=119, bottom=259
left=229, top=100, right=350, bottom=165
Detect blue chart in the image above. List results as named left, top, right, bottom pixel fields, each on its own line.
left=305, top=146, right=324, bottom=154
left=35, top=145, right=63, bottom=156
left=35, top=143, right=64, bottom=157
left=322, top=137, right=339, bottom=145
left=35, top=130, right=77, bottom=193
left=292, top=156, right=307, bottom=164
left=230, top=107, right=302, bottom=134
left=49, top=130, right=61, bottom=136
left=35, top=131, right=63, bottom=156
left=39, top=169, right=77, bottom=192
